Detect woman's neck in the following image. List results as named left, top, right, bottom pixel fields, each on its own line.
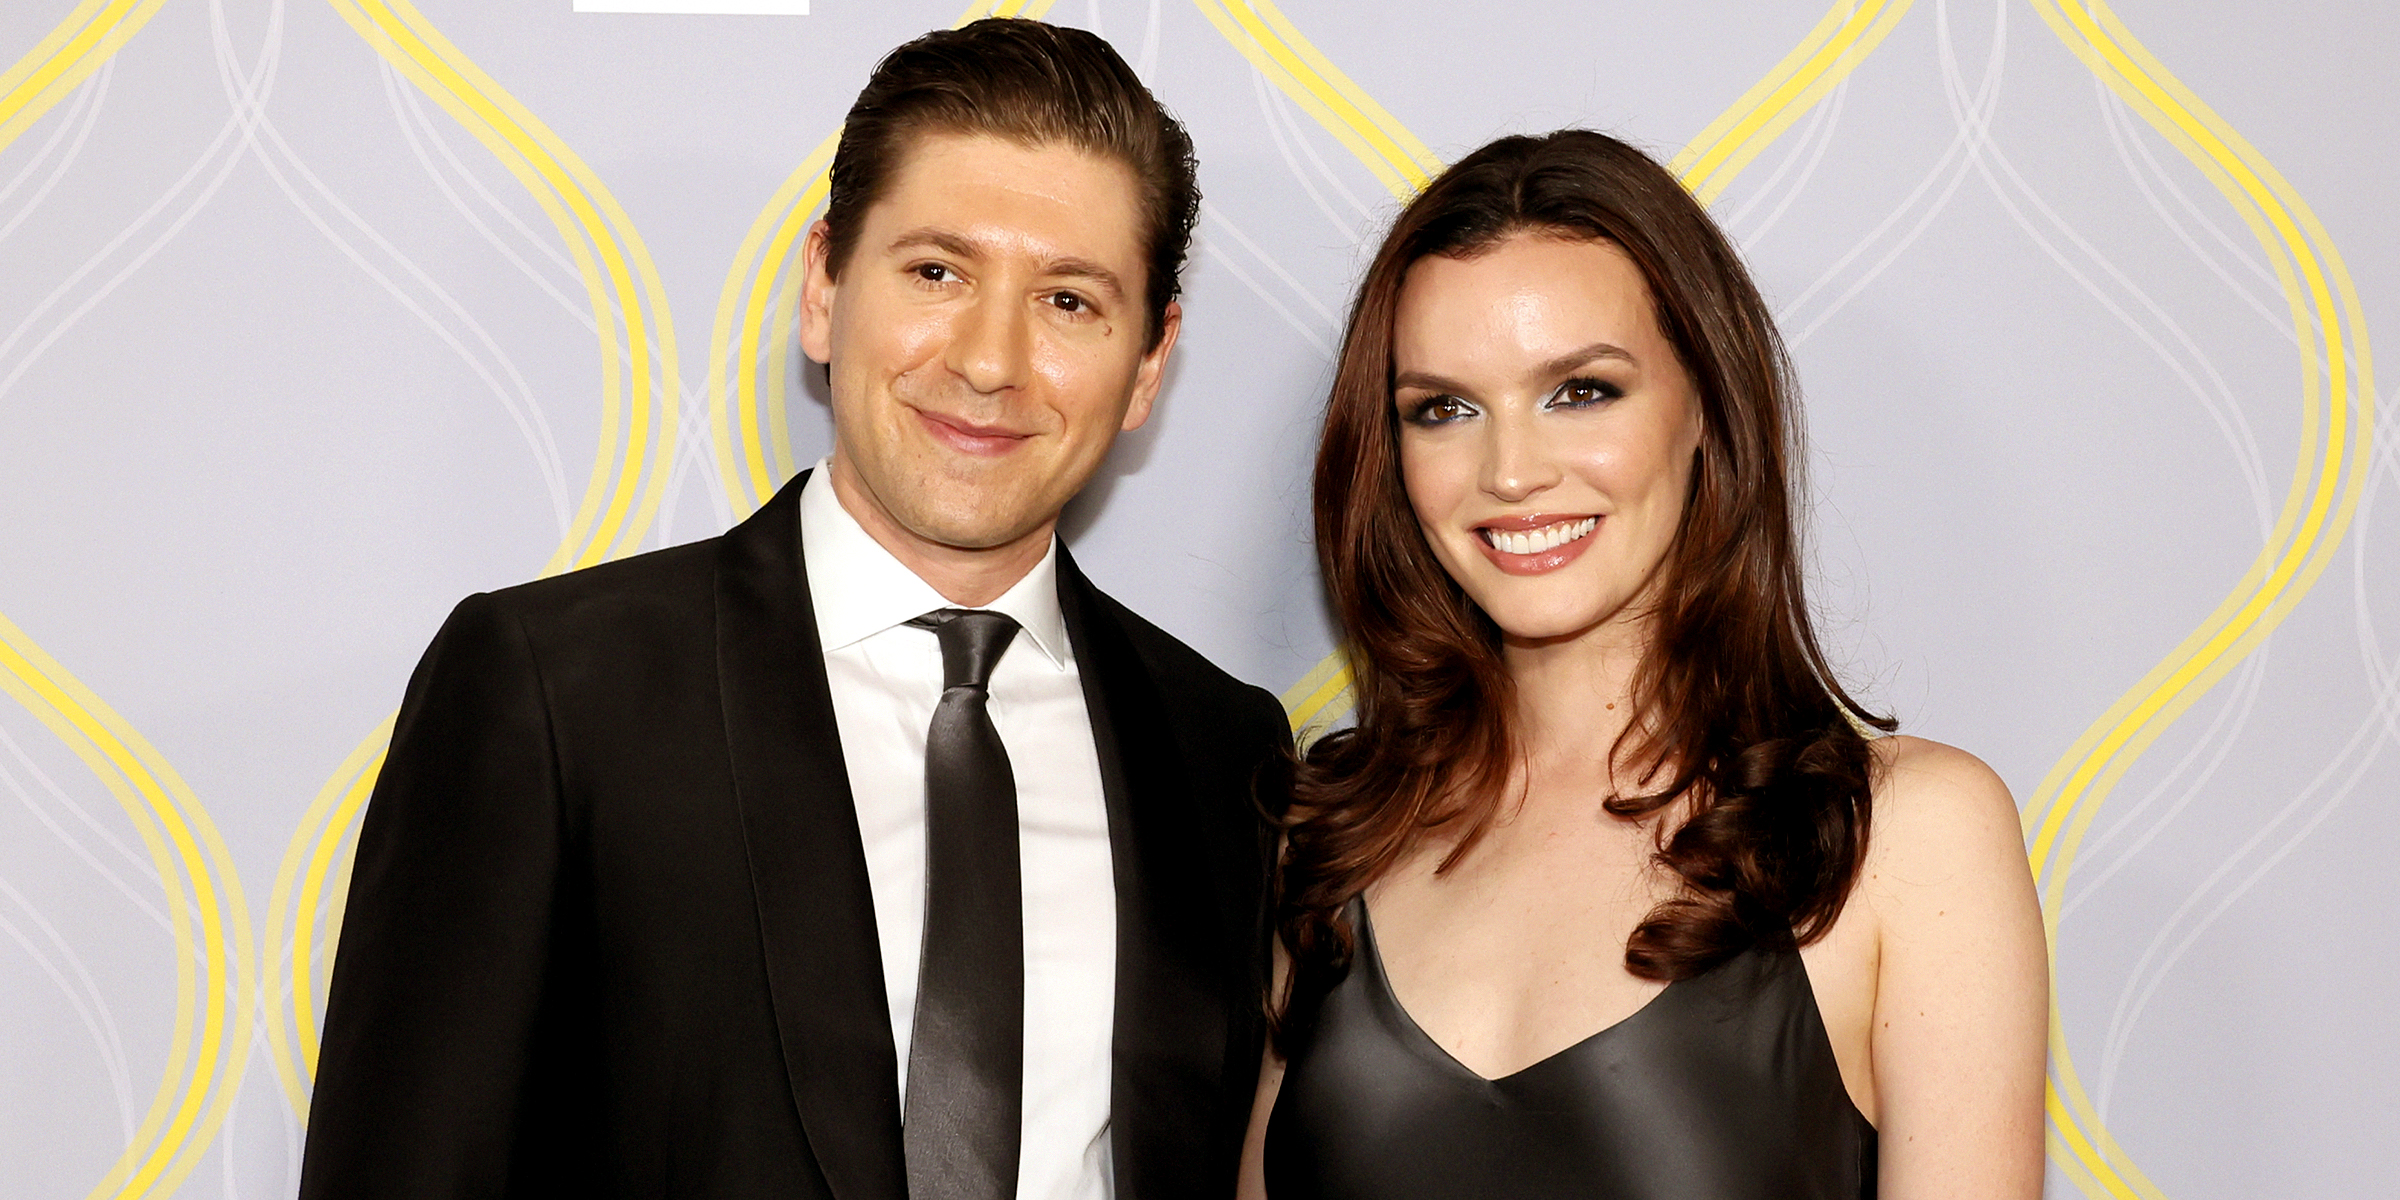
left=1500, top=612, right=1654, bottom=782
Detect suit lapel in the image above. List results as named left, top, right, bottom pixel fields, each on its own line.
left=715, top=471, right=908, bottom=1200
left=1058, top=552, right=1238, bottom=1199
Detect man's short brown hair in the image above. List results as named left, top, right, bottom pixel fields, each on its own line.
left=822, top=18, right=1200, bottom=348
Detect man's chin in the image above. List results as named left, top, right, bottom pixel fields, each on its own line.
left=896, top=503, right=1054, bottom=556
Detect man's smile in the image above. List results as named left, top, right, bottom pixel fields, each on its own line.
left=912, top=406, right=1037, bottom=456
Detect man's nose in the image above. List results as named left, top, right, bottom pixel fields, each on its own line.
left=946, top=289, right=1033, bottom=395
left=1479, top=407, right=1560, bottom=504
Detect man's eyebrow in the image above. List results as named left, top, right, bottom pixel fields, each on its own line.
left=1392, top=343, right=1638, bottom=396
left=1042, top=257, right=1126, bottom=302
left=886, top=227, right=982, bottom=261
left=883, top=227, right=1127, bottom=302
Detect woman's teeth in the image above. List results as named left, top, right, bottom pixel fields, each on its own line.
left=1481, top=517, right=1598, bottom=556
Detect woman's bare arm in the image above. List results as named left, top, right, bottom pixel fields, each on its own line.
left=1236, top=934, right=1296, bottom=1199
left=1863, top=736, right=2049, bottom=1198
left=1235, top=1046, right=1287, bottom=1200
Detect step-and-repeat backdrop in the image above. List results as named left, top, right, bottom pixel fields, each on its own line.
left=3, top=1, right=2392, bottom=1196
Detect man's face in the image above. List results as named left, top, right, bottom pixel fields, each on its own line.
left=800, top=132, right=1178, bottom=570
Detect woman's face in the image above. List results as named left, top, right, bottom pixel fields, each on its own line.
left=1393, top=232, right=1703, bottom=644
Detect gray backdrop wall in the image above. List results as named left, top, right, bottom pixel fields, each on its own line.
left=2, top=1, right=2392, bottom=1196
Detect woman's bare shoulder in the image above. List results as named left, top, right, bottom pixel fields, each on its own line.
left=1857, top=735, right=2029, bottom=915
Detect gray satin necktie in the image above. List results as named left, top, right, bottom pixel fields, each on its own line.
left=903, top=609, right=1024, bottom=1200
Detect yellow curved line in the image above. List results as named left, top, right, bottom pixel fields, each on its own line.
left=707, top=0, right=1052, bottom=515
left=1279, top=655, right=1353, bottom=743
left=4, top=13, right=262, bottom=1198
left=329, top=0, right=680, bottom=570
left=292, top=743, right=386, bottom=1076
left=261, top=715, right=391, bottom=1114
left=0, top=617, right=258, bottom=1200
left=1190, top=0, right=1437, bottom=200
left=0, top=0, right=168, bottom=151
left=1670, top=0, right=1913, bottom=202
left=2016, top=3, right=2374, bottom=1197
left=713, top=129, right=840, bottom=512
left=281, top=0, right=1051, bottom=1118
left=1255, top=0, right=1908, bottom=732
left=275, top=0, right=692, bottom=1115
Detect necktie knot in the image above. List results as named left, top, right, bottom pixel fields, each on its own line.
left=909, top=609, right=1020, bottom=692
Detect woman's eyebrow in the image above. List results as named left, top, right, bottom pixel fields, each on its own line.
left=1531, top=342, right=1636, bottom=378
left=1392, top=343, right=1636, bottom=397
left=1392, top=368, right=1470, bottom=395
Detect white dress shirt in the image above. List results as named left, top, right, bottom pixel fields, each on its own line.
left=799, top=465, right=1117, bottom=1200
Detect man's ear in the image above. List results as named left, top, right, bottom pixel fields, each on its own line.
left=1122, top=300, right=1181, bottom=432
left=799, top=220, right=838, bottom=366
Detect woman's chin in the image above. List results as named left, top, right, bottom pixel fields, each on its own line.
left=1465, top=574, right=1657, bottom=648
left=1483, top=606, right=1622, bottom=648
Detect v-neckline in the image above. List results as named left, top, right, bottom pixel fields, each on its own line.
left=1354, top=899, right=1686, bottom=1086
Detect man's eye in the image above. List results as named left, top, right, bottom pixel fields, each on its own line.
left=1049, top=292, right=1089, bottom=314
left=914, top=263, right=955, bottom=284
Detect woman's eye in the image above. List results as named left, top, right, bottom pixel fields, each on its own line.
left=1550, top=377, right=1622, bottom=408
left=1405, top=395, right=1472, bottom=426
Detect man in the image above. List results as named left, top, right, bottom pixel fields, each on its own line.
left=299, top=20, right=1288, bottom=1200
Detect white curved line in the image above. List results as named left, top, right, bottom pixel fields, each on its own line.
left=0, top=57, right=98, bottom=208
left=2091, top=389, right=2391, bottom=1105
left=1917, top=0, right=2272, bottom=542
left=375, top=59, right=576, bottom=534
left=383, top=40, right=691, bottom=545
left=1730, top=77, right=1849, bottom=252
left=1777, top=0, right=2005, bottom=340
left=2352, top=381, right=2400, bottom=722
left=1254, top=65, right=1359, bottom=244
left=652, top=378, right=736, bottom=545
left=1201, top=199, right=1337, bottom=325
left=2091, top=641, right=2399, bottom=1113
left=1722, top=73, right=1846, bottom=247
left=1263, top=69, right=1377, bottom=223
left=1192, top=232, right=1330, bottom=357
left=2096, top=77, right=2290, bottom=347
left=2095, top=70, right=2284, bottom=312
left=1136, top=0, right=1162, bottom=80
left=0, top=0, right=291, bottom=404
left=388, top=62, right=582, bottom=298
left=207, top=0, right=581, bottom=544
left=0, top=108, right=253, bottom=402
left=220, top=1016, right=261, bottom=1197
left=0, top=56, right=110, bottom=243
left=0, top=880, right=138, bottom=1145
left=2055, top=647, right=2268, bottom=920
left=0, top=720, right=173, bottom=933
left=2091, top=81, right=2273, bottom=527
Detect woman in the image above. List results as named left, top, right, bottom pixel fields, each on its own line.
left=1239, top=130, right=2047, bottom=1198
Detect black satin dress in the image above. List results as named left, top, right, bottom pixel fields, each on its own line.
left=1265, top=903, right=1875, bottom=1199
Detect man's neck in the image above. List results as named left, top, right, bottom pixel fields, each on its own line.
left=825, top=461, right=1051, bottom=608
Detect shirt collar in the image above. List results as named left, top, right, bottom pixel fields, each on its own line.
left=798, top=462, right=1073, bottom=670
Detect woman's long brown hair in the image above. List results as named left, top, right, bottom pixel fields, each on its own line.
left=1280, top=130, right=1893, bottom=1035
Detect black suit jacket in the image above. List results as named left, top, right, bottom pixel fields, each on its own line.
left=299, top=472, right=1289, bottom=1199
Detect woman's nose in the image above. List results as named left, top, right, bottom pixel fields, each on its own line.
left=1479, top=408, right=1561, bottom=503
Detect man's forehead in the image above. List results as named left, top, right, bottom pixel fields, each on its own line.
left=866, top=130, right=1147, bottom=262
